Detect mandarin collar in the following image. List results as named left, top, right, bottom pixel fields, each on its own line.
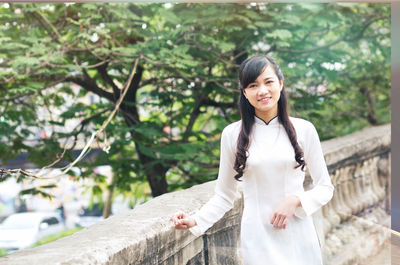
left=254, top=115, right=279, bottom=126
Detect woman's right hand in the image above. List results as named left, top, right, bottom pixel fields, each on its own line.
left=172, top=212, right=197, bottom=230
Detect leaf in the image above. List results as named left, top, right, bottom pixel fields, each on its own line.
left=266, top=29, right=293, bottom=39
left=136, top=143, right=158, bottom=159
left=159, top=9, right=180, bottom=25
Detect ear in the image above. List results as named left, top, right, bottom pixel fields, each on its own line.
left=279, top=80, right=283, bottom=92
left=242, top=90, right=248, bottom=99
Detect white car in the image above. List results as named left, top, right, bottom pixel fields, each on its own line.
left=0, top=212, right=65, bottom=253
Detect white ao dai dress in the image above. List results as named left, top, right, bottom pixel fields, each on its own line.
left=189, top=115, right=334, bottom=265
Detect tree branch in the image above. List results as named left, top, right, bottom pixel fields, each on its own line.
left=202, top=97, right=237, bottom=110
left=30, top=10, right=62, bottom=43
left=96, top=61, right=120, bottom=100
left=346, top=15, right=390, bottom=41
left=182, top=101, right=202, bottom=142
left=140, top=54, right=195, bottom=84
left=66, top=71, right=115, bottom=102
left=274, top=15, right=389, bottom=54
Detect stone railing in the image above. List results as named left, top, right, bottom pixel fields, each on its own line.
left=315, top=123, right=391, bottom=265
left=0, top=123, right=390, bottom=265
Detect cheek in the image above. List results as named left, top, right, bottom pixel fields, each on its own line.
left=273, top=87, right=282, bottom=98
left=246, top=93, right=257, bottom=103
left=249, top=96, right=257, bottom=104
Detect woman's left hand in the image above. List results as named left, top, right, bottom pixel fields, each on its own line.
left=270, top=195, right=300, bottom=229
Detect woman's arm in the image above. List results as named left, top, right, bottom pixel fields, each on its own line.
left=293, top=121, right=335, bottom=219
left=187, top=125, right=239, bottom=236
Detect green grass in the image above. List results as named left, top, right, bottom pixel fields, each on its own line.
left=0, top=227, right=84, bottom=257
left=31, top=227, right=84, bottom=248
left=0, top=248, right=7, bottom=257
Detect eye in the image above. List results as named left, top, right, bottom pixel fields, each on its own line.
left=249, top=84, right=257, bottom=88
left=266, top=80, right=273, bottom=84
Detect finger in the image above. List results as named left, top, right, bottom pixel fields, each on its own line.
left=174, top=218, right=181, bottom=225
left=182, top=219, right=191, bottom=226
left=274, top=216, right=281, bottom=228
left=274, top=215, right=283, bottom=228
left=283, top=219, right=288, bottom=229
left=178, top=214, right=187, bottom=220
left=272, top=216, right=278, bottom=227
left=277, top=216, right=286, bottom=229
left=175, top=221, right=184, bottom=229
left=176, top=223, right=188, bottom=230
left=178, top=219, right=187, bottom=227
left=271, top=214, right=278, bottom=227
left=173, top=215, right=181, bottom=223
left=270, top=213, right=276, bottom=225
left=176, top=212, right=184, bottom=218
left=173, top=218, right=181, bottom=226
left=172, top=213, right=180, bottom=221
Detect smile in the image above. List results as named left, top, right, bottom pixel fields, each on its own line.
left=258, top=97, right=272, bottom=103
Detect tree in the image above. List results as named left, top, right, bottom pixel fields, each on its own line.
left=0, top=3, right=390, bottom=210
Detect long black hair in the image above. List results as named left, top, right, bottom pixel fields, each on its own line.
left=233, top=55, right=306, bottom=181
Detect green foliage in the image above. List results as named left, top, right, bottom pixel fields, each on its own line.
left=30, top=227, right=84, bottom=248
left=0, top=3, right=390, bottom=204
left=0, top=248, right=7, bottom=257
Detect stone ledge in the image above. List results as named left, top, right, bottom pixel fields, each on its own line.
left=0, top=181, right=229, bottom=265
left=322, top=124, right=390, bottom=167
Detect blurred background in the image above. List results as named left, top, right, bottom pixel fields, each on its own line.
left=0, top=2, right=390, bottom=258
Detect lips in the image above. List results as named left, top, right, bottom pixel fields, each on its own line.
left=258, top=97, right=272, bottom=103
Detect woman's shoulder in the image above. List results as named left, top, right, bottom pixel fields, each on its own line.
left=289, top=116, right=316, bottom=132
left=222, top=120, right=241, bottom=136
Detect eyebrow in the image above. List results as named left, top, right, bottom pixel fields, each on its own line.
left=249, top=77, right=274, bottom=84
left=262, top=77, right=274, bottom=81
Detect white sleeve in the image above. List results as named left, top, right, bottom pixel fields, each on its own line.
left=293, top=121, right=334, bottom=219
left=189, top=126, right=239, bottom=237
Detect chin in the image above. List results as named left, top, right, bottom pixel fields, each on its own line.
left=256, top=104, right=276, bottom=112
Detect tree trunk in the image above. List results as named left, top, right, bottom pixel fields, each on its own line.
left=119, top=64, right=169, bottom=197
left=360, top=86, right=378, bottom=125
left=135, top=149, right=169, bottom=197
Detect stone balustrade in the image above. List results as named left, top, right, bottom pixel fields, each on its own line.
left=0, top=123, right=390, bottom=265
left=317, top=123, right=391, bottom=265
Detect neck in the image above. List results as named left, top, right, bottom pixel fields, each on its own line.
left=255, top=109, right=278, bottom=124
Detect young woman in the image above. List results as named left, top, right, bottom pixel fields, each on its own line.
left=172, top=55, right=334, bottom=265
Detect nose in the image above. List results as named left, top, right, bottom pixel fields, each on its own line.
left=257, top=83, right=270, bottom=94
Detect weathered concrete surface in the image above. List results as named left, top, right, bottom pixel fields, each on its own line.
left=322, top=124, right=390, bottom=167
left=359, top=238, right=390, bottom=265
left=320, top=124, right=391, bottom=265
left=0, top=180, right=242, bottom=265
left=0, top=123, right=391, bottom=265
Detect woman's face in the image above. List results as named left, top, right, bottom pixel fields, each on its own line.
left=242, top=65, right=283, bottom=118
